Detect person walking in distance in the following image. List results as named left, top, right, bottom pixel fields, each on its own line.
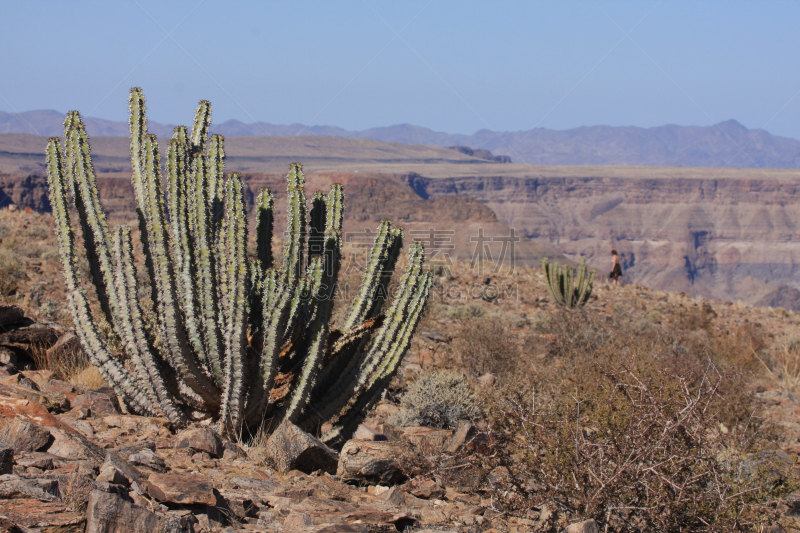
left=609, top=249, right=622, bottom=286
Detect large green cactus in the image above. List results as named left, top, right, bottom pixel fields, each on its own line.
left=541, top=257, right=595, bottom=308
left=46, top=88, right=431, bottom=443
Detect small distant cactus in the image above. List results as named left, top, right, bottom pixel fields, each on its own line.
left=541, top=257, right=595, bottom=308
left=45, top=88, right=431, bottom=444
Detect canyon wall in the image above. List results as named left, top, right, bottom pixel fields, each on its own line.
left=2, top=132, right=798, bottom=308
left=405, top=173, right=800, bottom=307
left=0, top=170, right=559, bottom=276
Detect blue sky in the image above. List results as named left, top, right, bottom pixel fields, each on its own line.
left=3, top=1, right=800, bottom=138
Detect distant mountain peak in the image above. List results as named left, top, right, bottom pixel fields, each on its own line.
left=0, top=110, right=798, bottom=168
left=714, top=119, right=749, bottom=133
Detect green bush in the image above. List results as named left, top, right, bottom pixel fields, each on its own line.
left=390, top=370, right=477, bottom=429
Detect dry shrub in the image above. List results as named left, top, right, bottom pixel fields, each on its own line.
left=451, top=316, right=520, bottom=377
left=477, top=310, right=794, bottom=532
left=709, top=324, right=765, bottom=377
left=24, top=224, right=49, bottom=240
left=677, top=301, right=717, bottom=332
left=389, top=370, right=478, bottom=429
left=442, top=303, right=486, bottom=320
left=757, top=337, right=800, bottom=394
left=0, top=249, right=25, bottom=296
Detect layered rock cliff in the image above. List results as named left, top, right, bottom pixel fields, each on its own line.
left=405, top=172, right=800, bottom=308
left=0, top=170, right=559, bottom=274
left=2, top=131, right=797, bottom=308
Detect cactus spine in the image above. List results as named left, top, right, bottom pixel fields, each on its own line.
left=47, top=89, right=431, bottom=442
left=541, top=257, right=596, bottom=308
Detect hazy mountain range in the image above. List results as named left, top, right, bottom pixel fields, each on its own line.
left=4, top=109, right=800, bottom=168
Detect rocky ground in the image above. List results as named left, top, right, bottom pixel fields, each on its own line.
left=0, top=302, right=511, bottom=533
left=1, top=208, right=800, bottom=531
left=1, top=280, right=799, bottom=532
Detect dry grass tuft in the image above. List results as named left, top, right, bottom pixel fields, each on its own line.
left=67, top=365, right=107, bottom=390
left=58, top=466, right=93, bottom=514
left=758, top=337, right=800, bottom=394
left=30, top=342, right=107, bottom=390
left=237, top=423, right=272, bottom=464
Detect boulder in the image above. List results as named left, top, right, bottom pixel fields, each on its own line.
left=45, top=332, right=82, bottom=364
left=173, top=426, right=224, bottom=458
left=0, top=474, right=60, bottom=502
left=0, top=498, right=85, bottom=532
left=401, top=426, right=453, bottom=449
left=83, top=391, right=120, bottom=417
left=477, top=373, right=497, bottom=387
left=337, top=440, right=421, bottom=485
left=98, top=453, right=142, bottom=486
left=445, top=420, right=477, bottom=454
left=14, top=452, right=58, bottom=470
left=266, top=421, right=339, bottom=475
left=0, top=304, right=24, bottom=327
left=409, top=479, right=445, bottom=500
left=146, top=472, right=218, bottom=506
left=46, top=426, right=105, bottom=466
left=222, top=441, right=248, bottom=460
left=0, top=443, right=11, bottom=475
left=565, top=519, right=600, bottom=533
left=0, top=323, right=58, bottom=347
left=85, top=487, right=196, bottom=533
left=97, top=465, right=128, bottom=486
left=0, top=417, right=52, bottom=453
left=228, top=476, right=281, bottom=492
left=127, top=448, right=166, bottom=473
left=353, top=424, right=388, bottom=441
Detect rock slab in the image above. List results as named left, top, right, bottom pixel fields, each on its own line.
left=173, top=426, right=224, bottom=458
left=86, top=489, right=161, bottom=533
left=146, top=472, right=217, bottom=506
left=566, top=519, right=601, bottom=533
left=337, top=440, right=420, bottom=485
left=0, top=443, right=11, bottom=475
left=0, top=417, right=52, bottom=453
left=266, top=421, right=339, bottom=475
left=0, top=497, right=85, bottom=532
left=0, top=304, right=24, bottom=327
